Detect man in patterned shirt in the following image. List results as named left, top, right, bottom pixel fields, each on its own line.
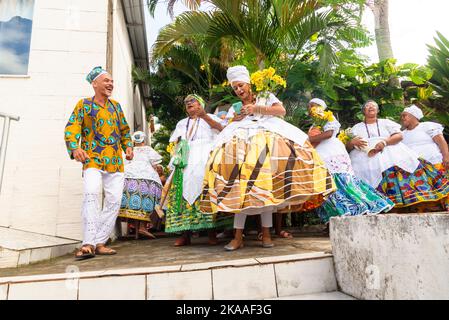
left=65, top=66, right=134, bottom=259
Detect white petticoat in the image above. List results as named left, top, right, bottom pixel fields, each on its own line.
left=211, top=116, right=309, bottom=150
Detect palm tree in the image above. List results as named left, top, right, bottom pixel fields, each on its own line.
left=365, top=0, right=394, bottom=61
left=147, top=0, right=203, bottom=18
left=152, top=0, right=370, bottom=74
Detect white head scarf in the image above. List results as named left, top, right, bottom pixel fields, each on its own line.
left=132, top=131, right=146, bottom=143
left=309, top=98, right=328, bottom=110
left=227, top=65, right=250, bottom=84
left=403, top=104, right=424, bottom=120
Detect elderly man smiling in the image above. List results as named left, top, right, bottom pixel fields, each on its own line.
left=64, top=66, right=134, bottom=259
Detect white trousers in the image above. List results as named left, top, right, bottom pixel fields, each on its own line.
left=82, top=168, right=124, bottom=247
left=233, top=207, right=274, bottom=229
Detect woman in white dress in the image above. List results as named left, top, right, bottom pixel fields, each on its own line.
left=347, top=100, right=449, bottom=209
left=201, top=66, right=335, bottom=251
left=165, top=94, right=233, bottom=246
left=307, top=98, right=393, bottom=223
left=119, top=131, right=163, bottom=238
left=401, top=104, right=449, bottom=210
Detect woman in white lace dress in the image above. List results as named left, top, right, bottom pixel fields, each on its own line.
left=119, top=131, right=163, bottom=238
left=347, top=100, right=449, bottom=210
left=307, top=98, right=393, bottom=223
left=401, top=104, right=449, bottom=210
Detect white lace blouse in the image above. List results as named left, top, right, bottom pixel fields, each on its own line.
left=124, top=146, right=162, bottom=184
left=314, top=120, right=354, bottom=174
left=402, top=122, right=445, bottom=164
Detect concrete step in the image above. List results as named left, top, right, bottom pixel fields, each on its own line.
left=269, top=291, right=356, bottom=300
left=0, top=251, right=337, bottom=300
left=0, top=227, right=81, bottom=268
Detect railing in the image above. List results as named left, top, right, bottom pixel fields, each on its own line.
left=0, top=112, right=20, bottom=193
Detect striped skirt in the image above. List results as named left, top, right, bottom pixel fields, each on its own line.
left=200, top=130, right=335, bottom=214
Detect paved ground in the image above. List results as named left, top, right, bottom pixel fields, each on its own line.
left=0, top=230, right=331, bottom=278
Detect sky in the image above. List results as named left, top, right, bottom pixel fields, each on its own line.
left=146, top=0, right=449, bottom=66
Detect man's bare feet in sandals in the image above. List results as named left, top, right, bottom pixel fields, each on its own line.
left=95, top=244, right=117, bottom=255
left=75, top=244, right=95, bottom=260
left=278, top=230, right=293, bottom=239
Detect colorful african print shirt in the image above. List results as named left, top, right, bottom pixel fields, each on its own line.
left=64, top=97, right=133, bottom=173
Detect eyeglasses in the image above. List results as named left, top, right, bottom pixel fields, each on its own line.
left=184, top=99, right=197, bottom=106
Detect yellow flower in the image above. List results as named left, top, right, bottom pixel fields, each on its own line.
left=250, top=67, right=287, bottom=92
left=200, top=64, right=205, bottom=71
left=221, top=80, right=229, bottom=87
left=324, top=111, right=335, bottom=122
left=166, top=142, right=176, bottom=155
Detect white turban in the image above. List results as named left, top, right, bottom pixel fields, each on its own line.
left=132, top=131, right=146, bottom=143
left=309, top=98, right=328, bottom=110
left=403, top=104, right=424, bottom=120
left=227, top=65, right=250, bottom=84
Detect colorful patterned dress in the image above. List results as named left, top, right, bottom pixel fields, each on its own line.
left=200, top=93, right=335, bottom=216
left=313, top=120, right=393, bottom=223
left=164, top=115, right=233, bottom=233
left=119, top=146, right=163, bottom=224
left=350, top=119, right=449, bottom=208
left=402, top=122, right=449, bottom=210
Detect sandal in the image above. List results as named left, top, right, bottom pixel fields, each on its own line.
left=138, top=229, right=156, bottom=239
left=75, top=245, right=95, bottom=260
left=262, top=237, right=275, bottom=248
left=174, top=236, right=191, bottom=247
left=95, top=244, right=117, bottom=255
left=224, top=239, right=244, bottom=251
left=278, top=230, right=293, bottom=239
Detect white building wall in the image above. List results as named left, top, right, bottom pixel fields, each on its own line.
left=0, top=0, right=144, bottom=241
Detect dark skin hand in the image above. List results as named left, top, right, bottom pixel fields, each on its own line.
left=308, top=130, right=334, bottom=144
left=195, top=107, right=224, bottom=132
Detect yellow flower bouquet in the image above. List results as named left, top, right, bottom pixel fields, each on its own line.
left=309, top=105, right=335, bottom=131
left=250, top=67, right=287, bottom=98
left=337, top=128, right=354, bottom=145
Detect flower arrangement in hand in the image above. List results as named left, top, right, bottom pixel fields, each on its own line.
left=337, top=128, right=354, bottom=145
left=309, top=105, right=335, bottom=131
left=250, top=67, right=287, bottom=98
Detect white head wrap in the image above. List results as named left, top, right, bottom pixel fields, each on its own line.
left=227, top=65, right=250, bottom=84
left=403, top=104, right=424, bottom=120
left=309, top=98, right=328, bottom=110
left=132, top=131, right=146, bottom=143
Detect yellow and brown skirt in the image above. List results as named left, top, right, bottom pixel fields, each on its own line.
left=200, top=130, right=335, bottom=214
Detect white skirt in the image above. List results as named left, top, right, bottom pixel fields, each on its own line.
left=350, top=138, right=420, bottom=187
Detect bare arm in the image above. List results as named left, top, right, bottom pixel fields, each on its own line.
left=199, top=113, right=224, bottom=132
left=309, top=130, right=334, bottom=144
left=385, top=132, right=403, bottom=145
left=260, top=103, right=286, bottom=117
left=433, top=134, right=449, bottom=169
left=242, top=103, right=286, bottom=117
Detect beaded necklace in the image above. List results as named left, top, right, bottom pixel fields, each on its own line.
left=364, top=119, right=380, bottom=138
left=185, top=117, right=200, bottom=141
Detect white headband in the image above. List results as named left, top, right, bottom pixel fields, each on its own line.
left=132, top=131, right=146, bottom=143
left=403, top=104, right=423, bottom=120
left=309, top=98, right=327, bottom=110
left=227, top=65, right=250, bottom=84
